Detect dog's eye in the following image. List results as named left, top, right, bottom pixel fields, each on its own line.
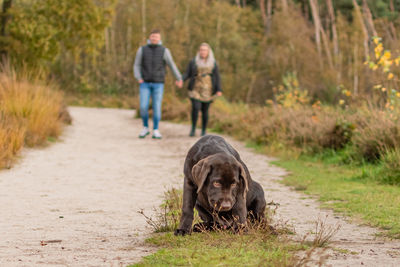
left=231, top=183, right=237, bottom=188
left=213, top=182, right=222, bottom=187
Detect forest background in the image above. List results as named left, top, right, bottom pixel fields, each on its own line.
left=2, top=0, right=400, bottom=103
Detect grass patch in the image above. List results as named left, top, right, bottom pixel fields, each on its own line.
left=273, top=155, right=400, bottom=239
left=132, top=232, right=303, bottom=267
left=132, top=188, right=332, bottom=266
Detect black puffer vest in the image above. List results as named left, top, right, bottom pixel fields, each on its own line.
left=141, top=44, right=166, bottom=83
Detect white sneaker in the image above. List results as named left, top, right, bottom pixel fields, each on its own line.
left=139, top=127, right=150, bottom=138
left=152, top=129, right=162, bottom=139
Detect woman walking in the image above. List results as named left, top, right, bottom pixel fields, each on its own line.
left=183, top=43, right=222, bottom=137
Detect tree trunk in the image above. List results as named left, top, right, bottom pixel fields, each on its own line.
left=111, top=16, right=117, bottom=67
left=215, top=9, right=222, bottom=57
left=259, top=0, right=273, bottom=34
left=326, top=0, right=338, bottom=60
left=352, top=0, right=369, bottom=59
left=362, top=0, right=377, bottom=37
left=268, top=0, right=273, bottom=26
left=389, top=0, right=397, bottom=40
left=310, top=0, right=334, bottom=69
left=320, top=22, right=334, bottom=69
left=259, top=0, right=267, bottom=31
left=105, top=27, right=110, bottom=63
left=326, top=0, right=341, bottom=85
left=246, top=73, right=257, bottom=104
left=0, top=0, right=13, bottom=58
left=141, top=0, right=147, bottom=43
left=353, top=44, right=359, bottom=96
left=127, top=23, right=132, bottom=57
left=235, top=0, right=240, bottom=7
left=281, top=0, right=288, bottom=13
left=309, top=0, right=323, bottom=68
left=0, top=0, right=12, bottom=37
left=184, top=0, right=191, bottom=57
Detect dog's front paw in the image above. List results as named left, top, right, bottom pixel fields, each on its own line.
left=174, top=228, right=190, bottom=236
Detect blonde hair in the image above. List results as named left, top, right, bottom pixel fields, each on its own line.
left=195, top=43, right=215, bottom=68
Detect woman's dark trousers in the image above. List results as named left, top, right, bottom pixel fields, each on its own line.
left=190, top=98, right=210, bottom=136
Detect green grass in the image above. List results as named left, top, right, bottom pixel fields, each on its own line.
left=273, top=155, right=400, bottom=238
left=130, top=188, right=324, bottom=266
left=131, top=231, right=304, bottom=266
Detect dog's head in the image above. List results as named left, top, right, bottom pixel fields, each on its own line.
left=191, top=153, right=249, bottom=212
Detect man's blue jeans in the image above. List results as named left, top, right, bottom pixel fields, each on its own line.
left=139, top=82, right=164, bottom=130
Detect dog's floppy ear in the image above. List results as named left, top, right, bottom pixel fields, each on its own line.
left=239, top=163, right=249, bottom=199
left=191, top=157, right=212, bottom=194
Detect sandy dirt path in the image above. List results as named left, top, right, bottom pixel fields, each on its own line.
left=0, top=107, right=399, bottom=266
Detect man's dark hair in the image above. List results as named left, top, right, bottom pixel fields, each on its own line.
left=150, top=29, right=161, bottom=35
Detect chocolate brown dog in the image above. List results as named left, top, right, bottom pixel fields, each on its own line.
left=174, top=135, right=266, bottom=236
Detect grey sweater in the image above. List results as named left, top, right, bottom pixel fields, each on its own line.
left=133, top=44, right=182, bottom=82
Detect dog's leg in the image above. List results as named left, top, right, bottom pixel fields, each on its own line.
left=192, top=202, right=215, bottom=232
left=175, top=177, right=197, bottom=236
left=195, top=201, right=213, bottom=223
left=247, top=182, right=266, bottom=223
left=231, top=196, right=247, bottom=231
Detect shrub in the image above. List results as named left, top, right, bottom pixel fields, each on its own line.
left=379, top=149, right=400, bottom=185
left=352, top=109, right=400, bottom=162
left=209, top=101, right=354, bottom=153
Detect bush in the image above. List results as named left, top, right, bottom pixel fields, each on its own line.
left=379, top=149, right=400, bottom=185
left=352, top=109, right=400, bottom=162
left=209, top=100, right=354, bottom=153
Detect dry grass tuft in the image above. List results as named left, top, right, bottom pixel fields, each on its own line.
left=0, top=64, right=69, bottom=168
left=0, top=113, right=26, bottom=169
left=311, top=215, right=341, bottom=248
left=137, top=188, right=188, bottom=233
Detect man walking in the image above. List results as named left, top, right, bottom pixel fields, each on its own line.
left=134, top=29, right=183, bottom=139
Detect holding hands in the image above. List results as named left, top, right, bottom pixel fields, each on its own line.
left=175, top=80, right=183, bottom=88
